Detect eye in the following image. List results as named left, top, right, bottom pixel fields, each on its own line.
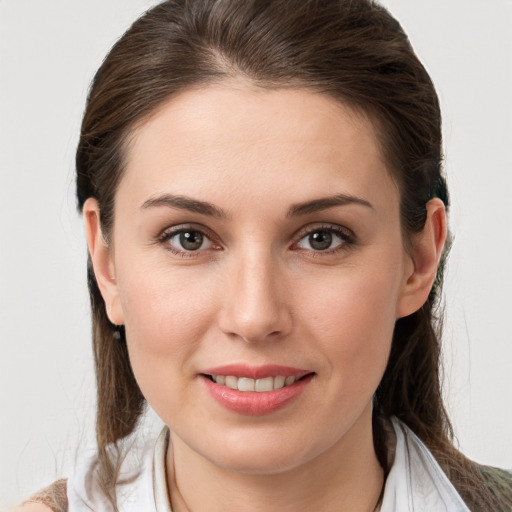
left=295, top=226, right=353, bottom=252
left=163, top=228, right=214, bottom=253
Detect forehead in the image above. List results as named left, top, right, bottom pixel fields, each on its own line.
left=119, top=84, right=398, bottom=215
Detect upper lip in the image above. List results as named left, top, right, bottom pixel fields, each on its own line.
left=201, top=364, right=313, bottom=380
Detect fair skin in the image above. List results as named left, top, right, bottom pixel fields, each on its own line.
left=31, top=84, right=445, bottom=512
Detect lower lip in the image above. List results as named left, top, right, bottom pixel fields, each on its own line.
left=201, top=374, right=314, bottom=416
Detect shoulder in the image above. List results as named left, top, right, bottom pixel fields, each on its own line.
left=16, top=479, right=68, bottom=512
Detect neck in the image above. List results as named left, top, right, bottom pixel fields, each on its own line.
left=166, top=407, right=384, bottom=512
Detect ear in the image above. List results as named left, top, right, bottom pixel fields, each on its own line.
left=396, top=198, right=447, bottom=318
left=83, top=198, right=124, bottom=326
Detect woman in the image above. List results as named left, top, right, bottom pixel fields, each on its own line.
left=18, top=0, right=512, bottom=510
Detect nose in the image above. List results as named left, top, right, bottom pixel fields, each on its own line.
left=217, top=250, right=293, bottom=344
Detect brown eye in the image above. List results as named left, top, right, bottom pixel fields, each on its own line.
left=180, top=231, right=204, bottom=250
left=296, top=227, right=351, bottom=252
left=167, top=229, right=212, bottom=252
left=308, top=231, right=332, bottom=251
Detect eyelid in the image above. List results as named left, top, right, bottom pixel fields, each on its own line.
left=157, top=222, right=211, bottom=240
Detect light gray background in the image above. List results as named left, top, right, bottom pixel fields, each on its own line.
left=1, top=0, right=511, bottom=508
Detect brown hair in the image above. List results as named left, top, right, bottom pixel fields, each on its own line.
left=76, top=0, right=509, bottom=509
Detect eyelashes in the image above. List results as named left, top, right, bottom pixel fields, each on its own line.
left=156, top=223, right=356, bottom=259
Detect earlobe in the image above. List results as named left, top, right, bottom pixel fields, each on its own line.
left=83, top=198, right=124, bottom=326
left=396, top=198, right=447, bottom=318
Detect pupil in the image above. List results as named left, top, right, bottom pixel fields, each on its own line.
left=309, top=231, right=332, bottom=250
left=180, top=231, right=203, bottom=250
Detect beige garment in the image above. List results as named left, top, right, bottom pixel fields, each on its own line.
left=21, top=479, right=68, bottom=512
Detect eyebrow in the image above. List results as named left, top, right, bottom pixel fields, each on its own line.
left=287, top=194, right=374, bottom=217
left=141, top=192, right=373, bottom=218
left=141, top=194, right=229, bottom=218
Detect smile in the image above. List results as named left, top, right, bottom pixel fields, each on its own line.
left=200, top=365, right=315, bottom=415
left=207, top=374, right=299, bottom=392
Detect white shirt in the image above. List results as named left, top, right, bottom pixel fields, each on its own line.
left=67, top=417, right=470, bottom=511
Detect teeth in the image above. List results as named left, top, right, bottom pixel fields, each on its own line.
left=285, top=376, right=296, bottom=386
left=255, top=376, right=273, bottom=392
left=225, top=376, right=238, bottom=390
left=273, top=375, right=286, bottom=389
left=238, top=377, right=255, bottom=392
left=211, top=374, right=298, bottom=391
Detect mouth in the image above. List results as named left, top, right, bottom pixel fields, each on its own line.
left=202, top=373, right=312, bottom=392
left=200, top=365, right=315, bottom=415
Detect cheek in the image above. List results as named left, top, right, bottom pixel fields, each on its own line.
left=116, top=268, right=220, bottom=423
left=119, top=260, right=214, bottom=336
left=298, top=257, right=403, bottom=381
left=116, top=265, right=219, bottom=382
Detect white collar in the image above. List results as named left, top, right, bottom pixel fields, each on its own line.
left=381, top=418, right=470, bottom=512
left=153, top=426, right=172, bottom=512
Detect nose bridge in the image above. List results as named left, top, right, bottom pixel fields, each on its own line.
left=219, top=243, right=292, bottom=343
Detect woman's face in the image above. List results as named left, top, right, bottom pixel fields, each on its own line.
left=94, top=85, right=419, bottom=474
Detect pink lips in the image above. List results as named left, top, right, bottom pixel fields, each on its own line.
left=200, top=364, right=314, bottom=416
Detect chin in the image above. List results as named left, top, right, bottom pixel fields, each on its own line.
left=199, top=428, right=326, bottom=475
